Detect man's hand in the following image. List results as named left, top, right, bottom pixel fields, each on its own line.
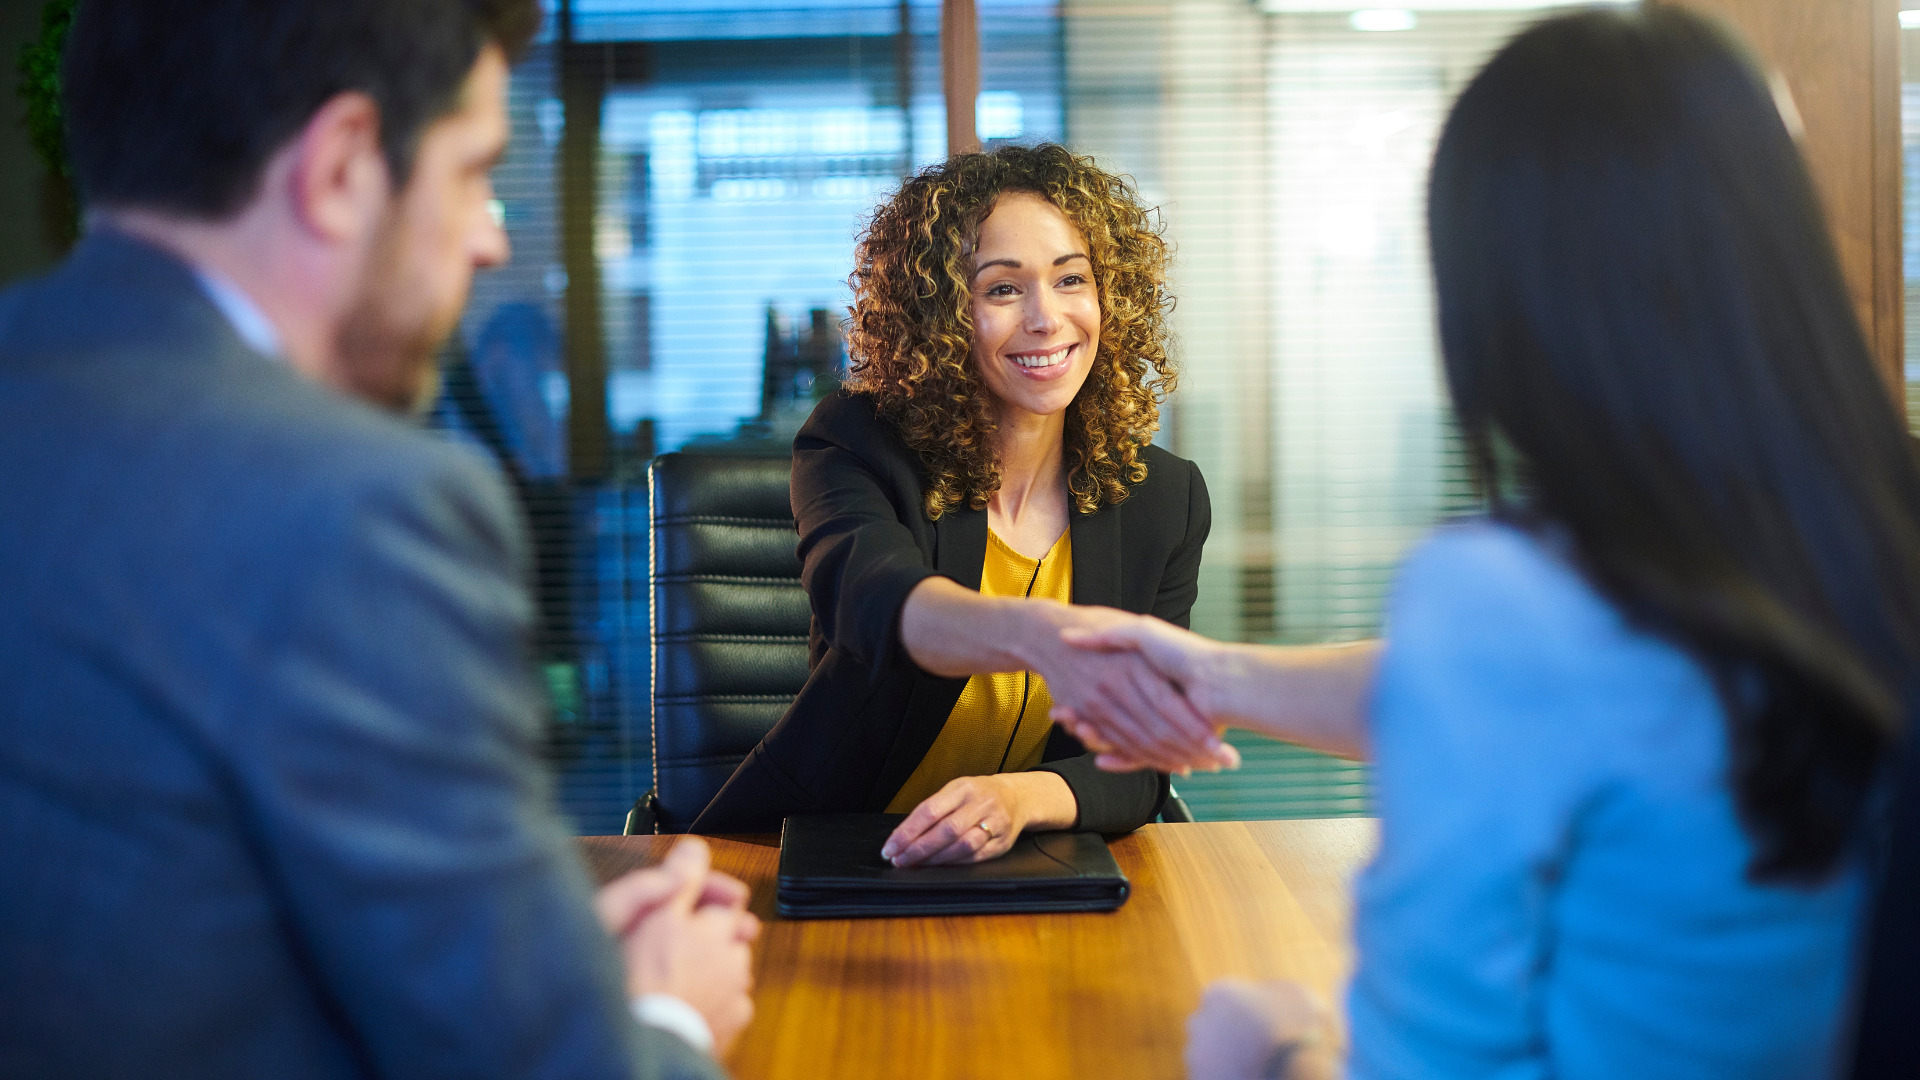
left=1053, top=612, right=1243, bottom=774
left=1186, top=978, right=1339, bottom=1080
left=594, top=838, right=760, bottom=1055
left=593, top=837, right=751, bottom=934
left=879, top=771, right=1077, bottom=867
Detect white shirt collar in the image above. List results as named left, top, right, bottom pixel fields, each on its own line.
left=192, top=266, right=284, bottom=359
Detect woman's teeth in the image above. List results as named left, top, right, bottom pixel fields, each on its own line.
left=1013, top=345, right=1072, bottom=369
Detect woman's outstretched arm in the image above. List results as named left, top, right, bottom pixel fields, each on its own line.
left=1057, top=616, right=1381, bottom=765
left=880, top=578, right=1242, bottom=868
left=900, top=577, right=1240, bottom=770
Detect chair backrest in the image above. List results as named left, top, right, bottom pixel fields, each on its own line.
left=648, top=452, right=811, bottom=831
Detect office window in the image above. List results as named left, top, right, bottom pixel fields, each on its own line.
left=442, top=0, right=1617, bottom=832
left=1068, top=0, right=1617, bottom=818
left=440, top=2, right=1062, bottom=832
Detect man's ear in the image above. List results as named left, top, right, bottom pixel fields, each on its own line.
left=286, top=91, right=390, bottom=245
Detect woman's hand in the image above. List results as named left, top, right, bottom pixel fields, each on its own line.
left=1025, top=603, right=1239, bottom=775
left=879, top=771, right=1077, bottom=867
left=1061, top=616, right=1381, bottom=765
left=1054, top=612, right=1243, bottom=774
left=898, top=580, right=1235, bottom=774
left=1186, top=978, right=1341, bottom=1080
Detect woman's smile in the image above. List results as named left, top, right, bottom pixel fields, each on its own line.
left=1006, top=342, right=1080, bottom=378
left=967, top=191, right=1102, bottom=420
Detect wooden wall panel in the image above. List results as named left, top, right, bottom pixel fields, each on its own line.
left=942, top=0, right=982, bottom=155
left=559, top=41, right=612, bottom=481
left=1661, top=0, right=1904, bottom=396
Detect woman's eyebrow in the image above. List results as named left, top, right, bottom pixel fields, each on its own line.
left=971, top=257, right=1022, bottom=278
left=970, top=252, right=1092, bottom=279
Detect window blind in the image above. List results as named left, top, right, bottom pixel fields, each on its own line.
left=437, top=0, right=1619, bottom=832
left=1067, top=0, right=1616, bottom=819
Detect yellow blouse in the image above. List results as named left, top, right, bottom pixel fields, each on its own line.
left=885, top=528, right=1072, bottom=813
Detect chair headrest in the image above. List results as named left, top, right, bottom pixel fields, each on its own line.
left=650, top=452, right=794, bottom=522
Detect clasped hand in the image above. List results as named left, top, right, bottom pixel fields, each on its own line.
left=1051, top=608, right=1245, bottom=776
left=593, top=837, right=760, bottom=1054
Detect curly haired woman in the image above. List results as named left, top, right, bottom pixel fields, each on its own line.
left=692, top=144, right=1232, bottom=859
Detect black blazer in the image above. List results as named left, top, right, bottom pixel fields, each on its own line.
left=693, top=390, right=1211, bottom=834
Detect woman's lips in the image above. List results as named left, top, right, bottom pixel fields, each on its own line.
left=1006, top=342, right=1077, bottom=381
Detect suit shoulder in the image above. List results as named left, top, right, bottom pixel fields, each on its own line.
left=284, top=396, right=513, bottom=529
left=797, top=389, right=895, bottom=448
left=1131, top=444, right=1207, bottom=513
left=184, top=371, right=523, bottom=569
left=795, top=389, right=921, bottom=476
left=1138, top=443, right=1199, bottom=484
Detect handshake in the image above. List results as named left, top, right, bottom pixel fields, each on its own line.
left=1025, top=602, right=1249, bottom=776
left=874, top=602, right=1259, bottom=870
left=1031, top=602, right=1377, bottom=771
left=900, top=578, right=1257, bottom=777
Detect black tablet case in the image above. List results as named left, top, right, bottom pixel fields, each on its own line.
left=776, top=813, right=1131, bottom=919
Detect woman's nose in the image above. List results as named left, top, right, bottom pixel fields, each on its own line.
left=1024, top=289, right=1061, bottom=335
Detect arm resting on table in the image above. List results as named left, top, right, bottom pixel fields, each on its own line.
left=224, top=451, right=725, bottom=1080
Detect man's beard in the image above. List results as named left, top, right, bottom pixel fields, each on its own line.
left=332, top=226, right=464, bottom=414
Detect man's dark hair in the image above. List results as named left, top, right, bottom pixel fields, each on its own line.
left=1431, top=6, right=1920, bottom=882
left=63, top=0, right=542, bottom=218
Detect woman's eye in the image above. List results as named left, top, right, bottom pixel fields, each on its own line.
left=1058, top=273, right=1087, bottom=288
left=986, top=282, right=1018, bottom=297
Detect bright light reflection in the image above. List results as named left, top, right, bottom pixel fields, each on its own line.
left=1902, top=8, right=1920, bottom=29
left=1350, top=8, right=1417, bottom=31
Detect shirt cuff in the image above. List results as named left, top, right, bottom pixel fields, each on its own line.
left=631, top=993, right=715, bottom=1056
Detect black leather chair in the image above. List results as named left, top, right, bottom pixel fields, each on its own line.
left=624, top=450, right=1196, bottom=832
left=627, top=452, right=811, bottom=833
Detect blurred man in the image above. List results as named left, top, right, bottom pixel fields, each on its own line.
left=0, top=2, right=754, bottom=1078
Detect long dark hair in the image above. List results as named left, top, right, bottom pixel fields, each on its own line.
left=1429, top=6, right=1920, bottom=881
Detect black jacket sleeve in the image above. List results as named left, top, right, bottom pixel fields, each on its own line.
left=790, top=409, right=941, bottom=677
left=1031, top=729, right=1165, bottom=833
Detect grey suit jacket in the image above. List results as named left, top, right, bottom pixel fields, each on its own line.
left=0, top=233, right=725, bottom=1080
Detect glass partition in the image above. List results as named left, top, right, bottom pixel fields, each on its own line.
left=440, top=0, right=1625, bottom=832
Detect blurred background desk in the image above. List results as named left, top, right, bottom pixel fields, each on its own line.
left=580, top=819, right=1378, bottom=1080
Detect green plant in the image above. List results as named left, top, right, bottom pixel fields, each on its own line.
left=17, top=0, right=75, bottom=181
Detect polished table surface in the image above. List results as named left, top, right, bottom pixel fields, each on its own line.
left=581, top=819, right=1378, bottom=1080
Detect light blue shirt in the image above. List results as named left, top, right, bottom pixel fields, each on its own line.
left=192, top=266, right=282, bottom=358
left=1347, top=521, right=1865, bottom=1080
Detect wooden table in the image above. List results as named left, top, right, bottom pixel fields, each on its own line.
left=581, top=819, right=1377, bottom=1080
